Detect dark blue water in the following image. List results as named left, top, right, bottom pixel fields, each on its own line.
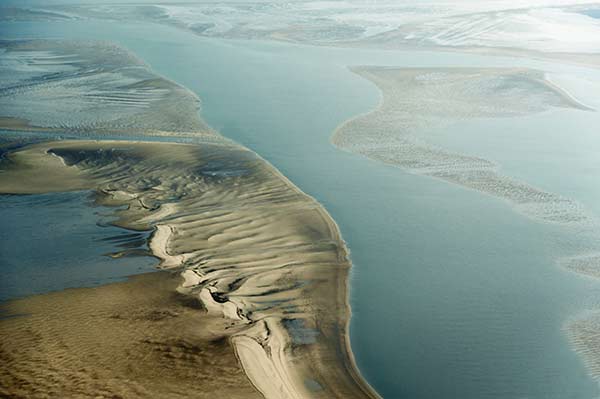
left=0, top=191, right=157, bottom=301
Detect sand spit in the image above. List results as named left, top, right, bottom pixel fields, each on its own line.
left=0, top=40, right=215, bottom=138
left=0, top=140, right=379, bottom=399
left=333, top=67, right=593, bottom=225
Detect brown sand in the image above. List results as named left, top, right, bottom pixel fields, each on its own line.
left=0, top=272, right=261, bottom=399
left=0, top=38, right=378, bottom=399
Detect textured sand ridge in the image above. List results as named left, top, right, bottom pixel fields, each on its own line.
left=0, top=140, right=378, bottom=399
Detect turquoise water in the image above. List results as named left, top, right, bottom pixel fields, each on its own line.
left=0, top=191, right=157, bottom=301
left=3, top=19, right=600, bottom=398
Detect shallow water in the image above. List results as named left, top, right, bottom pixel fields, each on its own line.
left=3, top=18, right=600, bottom=398
left=0, top=191, right=157, bottom=301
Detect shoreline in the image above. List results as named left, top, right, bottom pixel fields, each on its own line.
left=226, top=147, right=378, bottom=398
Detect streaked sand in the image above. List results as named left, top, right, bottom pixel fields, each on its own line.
left=0, top=40, right=215, bottom=139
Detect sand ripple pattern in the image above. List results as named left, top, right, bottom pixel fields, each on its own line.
left=0, top=39, right=376, bottom=398
left=0, top=40, right=211, bottom=137
left=0, top=140, right=378, bottom=399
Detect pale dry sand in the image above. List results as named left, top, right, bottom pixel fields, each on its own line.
left=0, top=140, right=379, bottom=399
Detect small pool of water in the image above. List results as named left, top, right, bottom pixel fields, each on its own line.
left=0, top=191, right=158, bottom=301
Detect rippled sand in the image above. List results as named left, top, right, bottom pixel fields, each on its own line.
left=0, top=38, right=377, bottom=398
left=0, top=139, right=378, bottom=399
left=0, top=40, right=213, bottom=138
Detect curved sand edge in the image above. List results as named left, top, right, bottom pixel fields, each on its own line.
left=0, top=139, right=380, bottom=399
